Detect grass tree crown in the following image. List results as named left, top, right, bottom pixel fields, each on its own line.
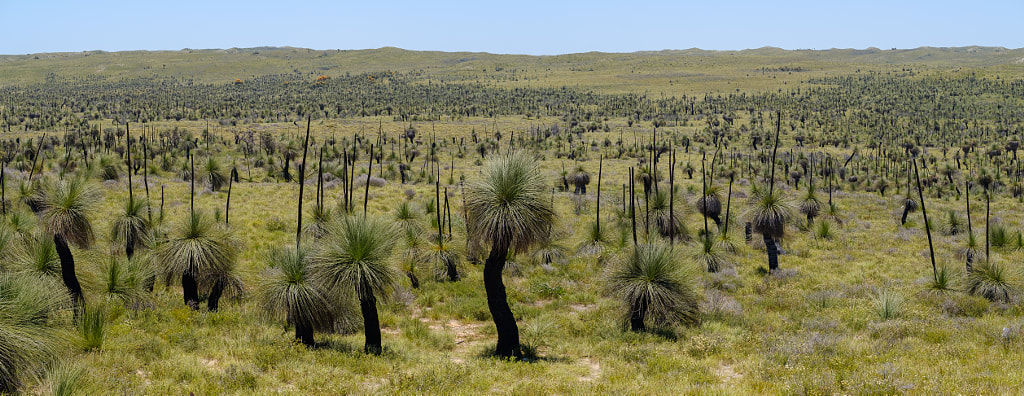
left=465, top=150, right=555, bottom=252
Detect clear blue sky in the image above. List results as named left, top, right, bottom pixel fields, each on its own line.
left=2, top=0, right=1021, bottom=55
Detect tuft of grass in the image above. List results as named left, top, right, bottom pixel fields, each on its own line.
left=76, top=302, right=106, bottom=352
left=928, top=264, right=957, bottom=293
left=46, top=360, right=88, bottom=396
left=872, top=287, right=904, bottom=321
left=966, top=261, right=1016, bottom=303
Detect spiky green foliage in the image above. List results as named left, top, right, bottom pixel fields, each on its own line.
left=76, top=302, right=105, bottom=351
left=46, top=360, right=88, bottom=396
left=97, top=255, right=153, bottom=306
left=944, top=209, right=965, bottom=236
left=17, top=233, right=60, bottom=278
left=989, top=223, right=1009, bottom=249
left=99, top=155, right=120, bottom=181
left=608, top=243, right=700, bottom=329
left=0, top=273, right=69, bottom=393
left=646, top=188, right=688, bottom=241
left=872, top=287, right=904, bottom=320
left=746, top=188, right=794, bottom=238
left=425, top=234, right=462, bottom=281
left=800, top=188, right=822, bottom=225
left=465, top=151, right=555, bottom=252
left=258, top=246, right=339, bottom=338
left=312, top=215, right=398, bottom=300
left=303, top=203, right=332, bottom=240
left=393, top=201, right=421, bottom=233
left=814, top=220, right=834, bottom=241
left=110, top=196, right=152, bottom=254
left=966, top=261, right=1016, bottom=303
left=40, top=177, right=100, bottom=248
left=204, top=156, right=228, bottom=191
left=157, top=211, right=238, bottom=277
left=928, top=264, right=956, bottom=293
left=694, top=235, right=727, bottom=273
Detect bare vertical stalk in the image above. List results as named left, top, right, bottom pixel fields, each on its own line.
left=914, top=159, right=938, bottom=283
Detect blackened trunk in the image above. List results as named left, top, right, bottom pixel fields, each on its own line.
left=295, top=323, right=315, bottom=347
left=901, top=205, right=911, bottom=225
left=745, top=222, right=753, bottom=243
left=360, top=293, right=382, bottom=355
left=126, top=233, right=135, bottom=259
left=406, top=271, right=420, bottom=289
left=446, top=261, right=460, bottom=282
left=629, top=296, right=648, bottom=332
left=484, top=240, right=521, bottom=359
left=182, top=272, right=200, bottom=310
left=763, top=233, right=779, bottom=272
left=54, top=234, right=84, bottom=306
left=207, top=278, right=224, bottom=312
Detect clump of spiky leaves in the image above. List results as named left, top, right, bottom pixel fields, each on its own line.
left=533, top=229, right=568, bottom=266
left=608, top=242, right=700, bottom=332
left=928, top=264, right=957, bottom=294
left=17, top=232, right=60, bottom=278
left=156, top=210, right=240, bottom=309
left=0, top=222, right=14, bottom=265
left=98, top=155, right=120, bottom=181
left=45, top=360, right=89, bottom=396
left=957, top=232, right=981, bottom=271
left=425, top=233, right=462, bottom=282
left=157, top=211, right=239, bottom=280
left=646, top=188, right=689, bottom=241
left=693, top=234, right=727, bottom=273
left=799, top=187, right=822, bottom=227
left=814, top=219, right=835, bottom=241
left=95, top=255, right=153, bottom=306
left=312, top=214, right=398, bottom=354
left=696, top=185, right=723, bottom=226
left=989, top=223, right=1010, bottom=249
left=110, top=196, right=152, bottom=257
left=822, top=201, right=843, bottom=226
left=303, top=203, right=332, bottom=240
left=75, top=302, right=105, bottom=351
left=966, top=261, right=1016, bottom=303
left=203, top=156, right=228, bottom=191
left=6, top=209, right=37, bottom=240
left=393, top=201, right=422, bottom=233
left=746, top=188, right=794, bottom=239
left=40, top=176, right=100, bottom=249
left=571, top=166, right=591, bottom=194
left=18, top=181, right=45, bottom=213
left=872, top=286, right=904, bottom=321
left=258, top=246, right=341, bottom=346
left=943, top=209, right=965, bottom=236
left=0, top=273, right=70, bottom=393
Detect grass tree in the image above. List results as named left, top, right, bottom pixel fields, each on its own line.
left=258, top=246, right=337, bottom=347
left=465, top=150, right=555, bottom=359
left=156, top=211, right=239, bottom=310
left=39, top=176, right=100, bottom=306
left=110, top=196, right=151, bottom=259
left=313, top=215, right=398, bottom=355
left=748, top=111, right=793, bottom=273
left=0, top=273, right=70, bottom=393
left=608, top=242, right=700, bottom=332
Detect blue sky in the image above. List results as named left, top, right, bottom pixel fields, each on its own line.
left=2, top=0, right=1021, bottom=55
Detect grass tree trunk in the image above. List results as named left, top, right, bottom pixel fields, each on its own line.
left=629, top=296, right=648, bottom=332
left=54, top=234, right=84, bottom=306
left=207, top=279, right=225, bottom=311
left=763, top=234, right=779, bottom=272
left=360, top=292, right=382, bottom=355
left=484, top=239, right=521, bottom=359
left=295, top=323, right=315, bottom=347
left=182, top=270, right=200, bottom=310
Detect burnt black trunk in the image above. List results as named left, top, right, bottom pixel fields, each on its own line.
left=295, top=323, right=315, bottom=347
left=763, top=233, right=779, bottom=272
left=182, top=272, right=200, bottom=310
left=54, top=234, right=84, bottom=306
left=901, top=205, right=911, bottom=225
left=406, top=271, right=420, bottom=289
left=360, top=293, right=382, bottom=355
left=484, top=240, right=521, bottom=359
left=446, top=261, right=460, bottom=282
left=207, top=278, right=224, bottom=312
left=629, top=296, right=648, bottom=332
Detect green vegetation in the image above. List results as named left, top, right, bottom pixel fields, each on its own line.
left=0, top=46, right=1023, bottom=394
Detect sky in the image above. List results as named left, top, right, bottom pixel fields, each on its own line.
left=2, top=0, right=1022, bottom=55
